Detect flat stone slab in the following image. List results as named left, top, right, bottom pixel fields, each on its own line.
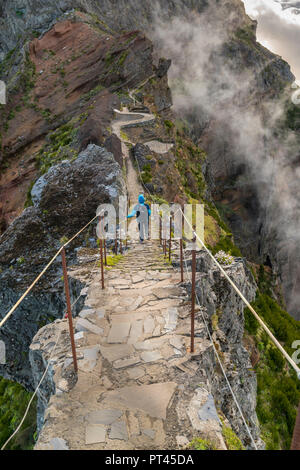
left=127, top=367, right=145, bottom=379
left=96, top=309, right=105, bottom=319
left=141, top=351, right=163, bottom=363
left=130, top=296, right=143, bottom=311
left=76, top=318, right=104, bottom=336
left=132, top=275, right=144, bottom=284
left=144, top=316, right=155, bottom=335
left=79, top=309, right=95, bottom=318
left=74, top=331, right=84, bottom=341
left=198, top=394, right=221, bottom=423
left=113, top=357, right=141, bottom=369
left=86, top=409, right=123, bottom=425
left=107, top=323, right=131, bottom=343
left=152, top=287, right=183, bottom=299
left=49, top=437, right=69, bottom=450
left=134, top=337, right=165, bottom=351
left=169, top=336, right=183, bottom=350
left=110, top=279, right=132, bottom=286
left=100, top=344, right=134, bottom=362
left=163, top=308, right=178, bottom=332
left=128, top=320, right=143, bottom=344
left=104, top=383, right=177, bottom=419
left=187, top=388, right=221, bottom=433
left=153, top=326, right=161, bottom=336
left=84, top=345, right=100, bottom=361
left=109, top=421, right=128, bottom=441
left=142, top=429, right=156, bottom=439
left=85, top=424, right=107, bottom=444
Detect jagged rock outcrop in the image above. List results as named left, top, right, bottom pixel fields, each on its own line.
left=0, top=143, right=126, bottom=388
left=0, top=11, right=157, bottom=232
left=31, top=144, right=125, bottom=231
left=29, top=245, right=263, bottom=450
left=180, top=249, right=262, bottom=447
left=0, top=1, right=234, bottom=60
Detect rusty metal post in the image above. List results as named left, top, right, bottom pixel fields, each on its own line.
left=159, top=216, right=162, bottom=246
left=180, top=238, right=184, bottom=283
left=100, top=240, right=105, bottom=290
left=99, top=216, right=105, bottom=289
left=169, top=215, right=172, bottom=262
left=104, top=238, right=107, bottom=266
left=180, top=209, right=184, bottom=283
left=115, top=226, right=118, bottom=255
left=120, top=228, right=123, bottom=255
left=61, top=248, right=78, bottom=373
left=101, top=215, right=107, bottom=266
left=191, top=229, right=196, bottom=354
left=291, top=402, right=300, bottom=450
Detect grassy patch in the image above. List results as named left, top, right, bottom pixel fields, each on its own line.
left=208, top=234, right=242, bottom=257
left=0, top=377, right=37, bottom=450
left=244, top=266, right=300, bottom=449
left=222, top=425, right=245, bottom=450
left=188, top=437, right=216, bottom=450
left=140, top=163, right=152, bottom=185
left=24, top=181, right=34, bottom=208
left=102, top=254, right=124, bottom=269
left=35, top=122, right=78, bottom=174
left=285, top=103, right=300, bottom=131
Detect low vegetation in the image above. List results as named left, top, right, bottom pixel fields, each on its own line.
left=244, top=265, right=300, bottom=449
left=0, top=377, right=36, bottom=450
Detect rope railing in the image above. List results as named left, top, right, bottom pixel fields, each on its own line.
left=131, top=146, right=300, bottom=376
left=181, top=244, right=258, bottom=450
left=0, top=215, right=99, bottom=330
left=180, top=209, right=300, bottom=379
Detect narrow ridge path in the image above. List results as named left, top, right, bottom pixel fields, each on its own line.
left=33, top=241, right=225, bottom=450
left=33, top=102, right=227, bottom=450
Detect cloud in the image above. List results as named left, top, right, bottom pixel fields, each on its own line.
left=149, top=1, right=300, bottom=317
left=242, top=0, right=300, bottom=81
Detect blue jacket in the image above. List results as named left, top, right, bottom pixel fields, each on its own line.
left=127, top=195, right=151, bottom=219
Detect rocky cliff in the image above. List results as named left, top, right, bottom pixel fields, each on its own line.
left=0, top=0, right=299, bottom=451
left=29, top=245, right=263, bottom=450
left=1, top=1, right=300, bottom=321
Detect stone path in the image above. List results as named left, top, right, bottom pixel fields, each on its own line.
left=32, top=100, right=228, bottom=451
left=33, top=241, right=227, bottom=450
left=111, top=108, right=147, bottom=203
left=144, top=141, right=174, bottom=154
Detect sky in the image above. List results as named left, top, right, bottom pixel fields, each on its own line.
left=242, top=0, right=300, bottom=83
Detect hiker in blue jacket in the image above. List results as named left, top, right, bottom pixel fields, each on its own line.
left=127, top=194, right=151, bottom=243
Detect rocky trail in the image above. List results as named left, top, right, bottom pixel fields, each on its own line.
left=112, top=108, right=173, bottom=203
left=31, top=107, right=227, bottom=451
left=32, top=241, right=227, bottom=450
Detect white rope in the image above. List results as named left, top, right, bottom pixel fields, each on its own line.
left=0, top=215, right=99, bottom=330
left=1, top=325, right=62, bottom=451
left=1, top=247, right=103, bottom=450
left=180, top=209, right=300, bottom=379
left=182, top=247, right=258, bottom=450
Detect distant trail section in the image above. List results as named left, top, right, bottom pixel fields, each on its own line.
left=112, top=108, right=154, bottom=203
left=111, top=108, right=174, bottom=203
left=33, top=241, right=228, bottom=450
left=144, top=141, right=174, bottom=154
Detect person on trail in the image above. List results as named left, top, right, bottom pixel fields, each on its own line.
left=127, top=194, right=151, bottom=243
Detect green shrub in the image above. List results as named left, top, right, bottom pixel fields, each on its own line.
left=245, top=290, right=300, bottom=449
left=188, top=437, right=216, bottom=450
left=285, top=104, right=300, bottom=131
left=208, top=234, right=242, bottom=257
left=0, top=377, right=37, bottom=450
left=222, top=425, right=245, bottom=450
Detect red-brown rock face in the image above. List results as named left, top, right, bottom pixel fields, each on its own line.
left=0, top=12, right=154, bottom=234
